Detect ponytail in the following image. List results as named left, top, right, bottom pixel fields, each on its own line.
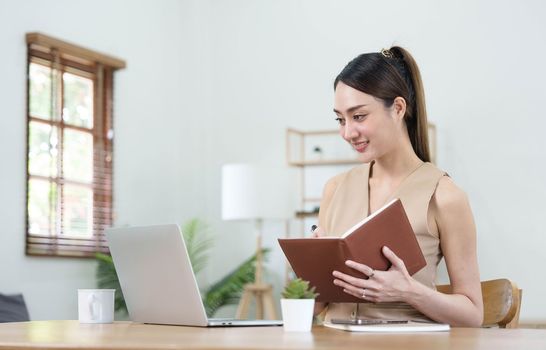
left=389, top=46, right=430, bottom=163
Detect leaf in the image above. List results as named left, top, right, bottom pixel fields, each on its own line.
left=203, top=248, right=270, bottom=317
left=181, top=218, right=213, bottom=275
left=95, top=252, right=127, bottom=313
left=281, top=278, right=319, bottom=299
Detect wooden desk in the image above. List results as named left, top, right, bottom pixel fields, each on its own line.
left=0, top=320, right=545, bottom=350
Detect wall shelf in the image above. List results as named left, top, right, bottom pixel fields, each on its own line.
left=287, top=159, right=363, bottom=167
left=285, top=128, right=361, bottom=282
left=285, top=128, right=363, bottom=166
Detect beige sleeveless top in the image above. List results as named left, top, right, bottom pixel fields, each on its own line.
left=322, top=161, right=446, bottom=322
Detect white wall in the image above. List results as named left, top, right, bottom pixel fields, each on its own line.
left=1, top=0, right=545, bottom=323
left=197, top=0, right=546, bottom=322
left=0, top=0, right=196, bottom=320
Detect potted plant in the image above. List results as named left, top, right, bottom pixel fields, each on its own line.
left=280, top=278, right=318, bottom=332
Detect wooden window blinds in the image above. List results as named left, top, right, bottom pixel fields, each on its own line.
left=25, top=33, right=125, bottom=257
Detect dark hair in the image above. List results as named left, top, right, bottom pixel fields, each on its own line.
left=334, top=46, right=430, bottom=162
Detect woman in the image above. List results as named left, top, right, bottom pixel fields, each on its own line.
left=314, top=47, right=483, bottom=327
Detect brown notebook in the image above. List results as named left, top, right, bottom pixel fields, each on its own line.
left=278, top=199, right=426, bottom=303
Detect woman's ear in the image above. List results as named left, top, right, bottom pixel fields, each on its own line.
left=392, top=97, right=407, bottom=121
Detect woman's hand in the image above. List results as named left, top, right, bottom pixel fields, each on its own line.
left=332, top=246, right=416, bottom=303
left=311, top=226, right=325, bottom=238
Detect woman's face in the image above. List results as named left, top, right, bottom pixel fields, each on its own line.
left=333, top=82, right=403, bottom=163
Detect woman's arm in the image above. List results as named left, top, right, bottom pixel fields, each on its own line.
left=411, top=176, right=483, bottom=326
left=332, top=177, right=483, bottom=326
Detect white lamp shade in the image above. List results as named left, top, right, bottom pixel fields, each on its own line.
left=222, top=164, right=297, bottom=221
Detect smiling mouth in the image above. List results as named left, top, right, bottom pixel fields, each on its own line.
left=351, top=141, right=369, bottom=152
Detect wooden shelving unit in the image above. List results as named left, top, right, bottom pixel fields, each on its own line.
left=286, top=128, right=362, bottom=167
left=285, top=128, right=361, bottom=282
left=283, top=124, right=437, bottom=281
left=286, top=128, right=362, bottom=216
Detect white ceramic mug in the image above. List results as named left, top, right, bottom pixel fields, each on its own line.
left=78, top=289, right=115, bottom=323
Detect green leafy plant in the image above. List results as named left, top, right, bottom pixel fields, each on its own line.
left=281, top=278, right=319, bottom=299
left=96, top=252, right=126, bottom=312
left=181, top=218, right=213, bottom=275
left=203, top=250, right=267, bottom=316
left=96, top=218, right=266, bottom=317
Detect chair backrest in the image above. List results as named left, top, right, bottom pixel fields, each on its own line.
left=0, top=294, right=30, bottom=323
left=436, top=278, right=521, bottom=328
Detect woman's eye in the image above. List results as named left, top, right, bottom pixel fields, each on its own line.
left=353, top=114, right=367, bottom=121
left=335, top=117, right=345, bottom=125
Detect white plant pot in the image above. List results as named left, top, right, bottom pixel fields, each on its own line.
left=280, top=298, right=314, bottom=332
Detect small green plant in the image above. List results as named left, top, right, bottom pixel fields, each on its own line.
left=281, top=278, right=319, bottom=299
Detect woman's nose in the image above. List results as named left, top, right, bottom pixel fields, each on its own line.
left=343, top=123, right=358, bottom=140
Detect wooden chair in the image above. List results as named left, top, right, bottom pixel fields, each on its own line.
left=436, top=278, right=522, bottom=328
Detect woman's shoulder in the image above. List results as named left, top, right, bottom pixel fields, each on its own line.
left=319, top=164, right=370, bottom=228
left=321, top=163, right=369, bottom=204
left=433, top=175, right=470, bottom=213
left=324, top=163, right=369, bottom=190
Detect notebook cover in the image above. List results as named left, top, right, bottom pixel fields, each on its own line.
left=278, top=199, right=426, bottom=303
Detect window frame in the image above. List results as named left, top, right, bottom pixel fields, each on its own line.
left=25, top=33, right=125, bottom=258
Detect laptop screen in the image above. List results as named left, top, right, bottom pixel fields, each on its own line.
left=106, top=224, right=209, bottom=326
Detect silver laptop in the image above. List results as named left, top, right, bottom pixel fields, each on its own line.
left=105, top=224, right=283, bottom=327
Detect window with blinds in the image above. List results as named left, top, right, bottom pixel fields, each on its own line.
left=25, top=33, right=125, bottom=257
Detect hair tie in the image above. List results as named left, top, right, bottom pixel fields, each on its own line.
left=380, top=48, right=393, bottom=58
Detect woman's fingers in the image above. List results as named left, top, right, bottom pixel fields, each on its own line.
left=333, top=269, right=380, bottom=290
left=382, top=246, right=407, bottom=271
left=333, top=277, right=360, bottom=294
left=333, top=276, right=372, bottom=296
left=311, top=226, right=325, bottom=238
left=332, top=270, right=366, bottom=288
left=331, top=248, right=415, bottom=304
left=342, top=287, right=378, bottom=302
left=345, top=260, right=375, bottom=278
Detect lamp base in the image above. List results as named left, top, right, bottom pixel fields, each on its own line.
left=235, top=283, right=278, bottom=320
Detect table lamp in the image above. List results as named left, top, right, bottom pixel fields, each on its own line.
left=221, top=163, right=296, bottom=320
